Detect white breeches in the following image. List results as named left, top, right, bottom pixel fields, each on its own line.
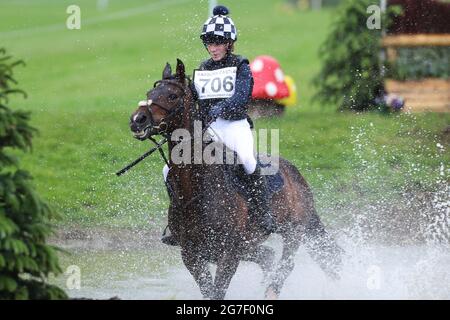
left=163, top=117, right=257, bottom=182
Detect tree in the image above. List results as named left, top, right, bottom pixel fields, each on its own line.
left=0, top=48, right=67, bottom=299
left=313, top=0, right=401, bottom=111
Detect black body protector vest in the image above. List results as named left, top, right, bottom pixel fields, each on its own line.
left=193, top=54, right=251, bottom=124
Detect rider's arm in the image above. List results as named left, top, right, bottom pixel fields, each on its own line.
left=209, top=62, right=253, bottom=121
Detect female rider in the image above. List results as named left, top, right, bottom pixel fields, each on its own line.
left=162, top=5, right=275, bottom=245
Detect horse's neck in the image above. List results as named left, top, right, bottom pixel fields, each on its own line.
left=183, top=82, right=201, bottom=136
left=166, top=83, right=204, bottom=197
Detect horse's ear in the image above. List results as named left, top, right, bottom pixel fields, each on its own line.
left=162, top=62, right=172, bottom=79
left=175, top=59, right=185, bottom=81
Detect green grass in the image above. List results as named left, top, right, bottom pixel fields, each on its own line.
left=1, top=0, right=449, bottom=228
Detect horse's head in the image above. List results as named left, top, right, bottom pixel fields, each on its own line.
left=130, top=59, right=188, bottom=140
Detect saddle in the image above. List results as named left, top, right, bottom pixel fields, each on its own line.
left=223, top=154, right=284, bottom=200
left=202, top=131, right=284, bottom=199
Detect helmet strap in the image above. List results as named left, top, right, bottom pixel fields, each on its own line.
left=226, top=42, right=234, bottom=54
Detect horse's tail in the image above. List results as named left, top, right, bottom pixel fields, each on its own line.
left=304, top=210, right=344, bottom=280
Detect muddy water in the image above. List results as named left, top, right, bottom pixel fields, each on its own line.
left=52, top=231, right=450, bottom=300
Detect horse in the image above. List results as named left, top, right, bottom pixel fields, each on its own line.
left=129, top=59, right=343, bottom=299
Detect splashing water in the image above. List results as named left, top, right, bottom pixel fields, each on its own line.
left=56, top=114, right=449, bottom=299
left=55, top=233, right=449, bottom=300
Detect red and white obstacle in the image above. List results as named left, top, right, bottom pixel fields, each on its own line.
left=248, top=55, right=298, bottom=117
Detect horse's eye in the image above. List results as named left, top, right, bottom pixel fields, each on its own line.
left=169, top=94, right=178, bottom=101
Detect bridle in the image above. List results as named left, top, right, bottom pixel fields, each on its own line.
left=121, top=76, right=206, bottom=216
left=118, top=74, right=194, bottom=177
left=138, top=78, right=188, bottom=136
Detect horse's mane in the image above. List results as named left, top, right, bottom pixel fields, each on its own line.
left=182, top=76, right=202, bottom=125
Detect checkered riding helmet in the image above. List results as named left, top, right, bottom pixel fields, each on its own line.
left=200, top=5, right=237, bottom=44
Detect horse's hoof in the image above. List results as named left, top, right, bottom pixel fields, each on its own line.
left=264, top=287, right=278, bottom=300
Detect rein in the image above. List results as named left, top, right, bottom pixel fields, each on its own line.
left=117, top=76, right=205, bottom=211
left=149, top=78, right=204, bottom=210
left=115, top=137, right=167, bottom=176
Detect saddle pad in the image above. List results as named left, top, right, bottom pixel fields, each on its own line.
left=259, top=159, right=284, bottom=197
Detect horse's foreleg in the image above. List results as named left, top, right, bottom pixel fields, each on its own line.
left=212, top=253, right=240, bottom=300
left=265, top=228, right=301, bottom=299
left=181, top=249, right=214, bottom=299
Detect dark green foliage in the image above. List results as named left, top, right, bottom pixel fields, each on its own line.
left=313, top=0, right=401, bottom=111
left=0, top=48, right=67, bottom=300
left=390, top=47, right=450, bottom=80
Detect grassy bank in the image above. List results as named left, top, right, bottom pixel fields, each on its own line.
left=1, top=0, right=448, bottom=229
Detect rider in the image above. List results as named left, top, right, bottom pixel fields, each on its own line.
left=161, top=5, right=276, bottom=245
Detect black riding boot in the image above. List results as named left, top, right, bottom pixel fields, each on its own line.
left=161, top=179, right=180, bottom=246
left=245, top=164, right=276, bottom=235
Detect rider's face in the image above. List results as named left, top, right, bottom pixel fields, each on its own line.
left=206, top=43, right=228, bottom=61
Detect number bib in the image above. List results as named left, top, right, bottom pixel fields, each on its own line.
left=194, top=67, right=237, bottom=100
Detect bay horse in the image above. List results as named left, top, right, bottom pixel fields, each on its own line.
left=129, top=59, right=343, bottom=299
